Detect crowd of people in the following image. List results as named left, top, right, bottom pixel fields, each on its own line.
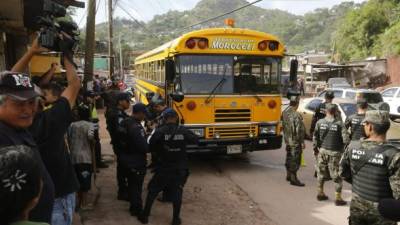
left=282, top=90, right=400, bottom=225
left=0, top=35, right=198, bottom=225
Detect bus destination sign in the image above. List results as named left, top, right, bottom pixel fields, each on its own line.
left=210, top=38, right=255, bottom=51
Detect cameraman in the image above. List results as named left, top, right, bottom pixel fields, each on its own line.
left=12, top=35, right=81, bottom=225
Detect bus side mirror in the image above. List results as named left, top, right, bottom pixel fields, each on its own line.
left=166, top=59, right=175, bottom=82
left=290, top=59, right=298, bottom=83
left=170, top=92, right=184, bottom=103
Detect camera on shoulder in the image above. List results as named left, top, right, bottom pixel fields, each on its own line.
left=37, top=0, right=79, bottom=54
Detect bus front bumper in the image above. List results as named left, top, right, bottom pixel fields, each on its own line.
left=186, top=135, right=283, bottom=154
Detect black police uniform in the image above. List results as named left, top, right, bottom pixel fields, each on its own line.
left=108, top=108, right=130, bottom=198
left=141, top=123, right=198, bottom=224
left=345, top=113, right=367, bottom=141
left=118, top=117, right=148, bottom=215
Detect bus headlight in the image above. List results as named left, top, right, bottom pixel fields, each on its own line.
left=260, top=126, right=276, bottom=135
left=189, top=128, right=204, bottom=137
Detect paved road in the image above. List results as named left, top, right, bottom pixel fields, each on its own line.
left=209, top=140, right=352, bottom=225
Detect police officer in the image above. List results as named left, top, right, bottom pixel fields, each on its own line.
left=345, top=98, right=368, bottom=142
left=118, top=103, right=148, bottom=217
left=108, top=92, right=131, bottom=200
left=313, top=103, right=349, bottom=206
left=139, top=109, right=198, bottom=225
left=282, top=90, right=306, bottom=187
left=310, top=90, right=335, bottom=135
left=340, top=110, right=400, bottom=225
left=151, top=94, right=169, bottom=127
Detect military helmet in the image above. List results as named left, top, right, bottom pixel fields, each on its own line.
left=325, top=90, right=335, bottom=99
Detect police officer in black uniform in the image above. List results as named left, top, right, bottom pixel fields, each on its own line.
left=108, top=92, right=131, bottom=200
left=118, top=103, right=148, bottom=217
left=310, top=90, right=335, bottom=136
left=139, top=109, right=198, bottom=225
left=345, top=98, right=368, bottom=141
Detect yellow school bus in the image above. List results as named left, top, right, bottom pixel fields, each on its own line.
left=134, top=23, right=286, bottom=154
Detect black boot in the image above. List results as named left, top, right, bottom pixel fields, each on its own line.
left=137, top=214, right=149, bottom=224
left=286, top=171, right=290, bottom=182
left=171, top=218, right=182, bottom=225
left=289, top=173, right=305, bottom=187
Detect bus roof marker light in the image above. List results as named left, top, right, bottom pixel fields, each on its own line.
left=186, top=101, right=197, bottom=111
left=198, top=38, right=208, bottom=49
left=258, top=41, right=268, bottom=51
left=268, top=100, right=277, bottom=109
left=224, top=18, right=235, bottom=28
left=186, top=38, right=196, bottom=49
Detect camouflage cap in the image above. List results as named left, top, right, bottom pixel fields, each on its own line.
left=325, top=103, right=338, bottom=111
left=362, top=110, right=390, bottom=124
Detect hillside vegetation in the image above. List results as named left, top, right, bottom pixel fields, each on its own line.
left=83, top=0, right=400, bottom=62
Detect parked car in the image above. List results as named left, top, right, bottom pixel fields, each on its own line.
left=298, top=97, right=400, bottom=139
left=381, top=87, right=400, bottom=119
left=317, top=88, right=386, bottom=110
left=327, top=77, right=351, bottom=88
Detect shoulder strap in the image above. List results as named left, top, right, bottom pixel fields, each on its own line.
left=319, top=121, right=332, bottom=147
left=353, top=144, right=394, bottom=175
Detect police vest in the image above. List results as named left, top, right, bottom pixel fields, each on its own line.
left=350, top=114, right=366, bottom=141
left=350, top=141, right=398, bottom=202
left=319, top=120, right=344, bottom=151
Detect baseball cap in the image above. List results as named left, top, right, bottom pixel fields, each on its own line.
left=162, top=108, right=178, bottom=118
left=287, top=90, right=300, bottom=102
left=356, top=98, right=368, bottom=107
left=362, top=110, right=390, bottom=125
left=132, top=103, right=146, bottom=113
left=151, top=93, right=164, bottom=105
left=0, top=72, right=41, bottom=101
left=116, top=92, right=132, bottom=102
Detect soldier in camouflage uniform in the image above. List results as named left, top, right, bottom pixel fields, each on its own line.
left=340, top=110, right=400, bottom=225
left=345, top=98, right=368, bottom=142
left=282, top=91, right=306, bottom=187
left=313, top=103, right=349, bottom=206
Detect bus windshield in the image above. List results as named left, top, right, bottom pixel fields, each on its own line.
left=176, top=55, right=281, bottom=94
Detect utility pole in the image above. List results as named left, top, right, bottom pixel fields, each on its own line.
left=107, top=0, right=114, bottom=78
left=83, top=0, right=96, bottom=90
left=119, top=35, right=123, bottom=79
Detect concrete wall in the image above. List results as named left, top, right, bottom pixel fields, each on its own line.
left=387, top=56, right=400, bottom=85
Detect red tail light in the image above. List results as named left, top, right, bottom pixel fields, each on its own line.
left=268, top=100, right=277, bottom=109
left=258, top=41, right=268, bottom=51
left=186, top=39, right=196, bottom=49
left=186, top=101, right=197, bottom=111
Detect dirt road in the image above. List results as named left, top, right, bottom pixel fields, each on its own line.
left=79, top=112, right=351, bottom=225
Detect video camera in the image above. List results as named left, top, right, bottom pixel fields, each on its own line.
left=37, top=0, right=79, bottom=53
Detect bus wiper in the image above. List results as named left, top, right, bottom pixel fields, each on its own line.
left=253, top=94, right=262, bottom=102
left=205, top=66, right=227, bottom=104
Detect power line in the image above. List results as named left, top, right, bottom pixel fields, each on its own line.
left=178, top=0, right=263, bottom=32
left=116, top=2, right=147, bottom=30
left=119, top=0, right=146, bottom=21
left=78, top=0, right=101, bottom=27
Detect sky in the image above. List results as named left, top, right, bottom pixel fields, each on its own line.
left=72, top=0, right=366, bottom=28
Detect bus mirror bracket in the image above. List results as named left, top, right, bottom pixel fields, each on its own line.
left=166, top=59, right=175, bottom=82
left=170, top=92, right=184, bottom=103
left=290, top=59, right=298, bottom=84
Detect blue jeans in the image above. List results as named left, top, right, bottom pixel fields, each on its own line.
left=52, top=193, right=76, bottom=225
